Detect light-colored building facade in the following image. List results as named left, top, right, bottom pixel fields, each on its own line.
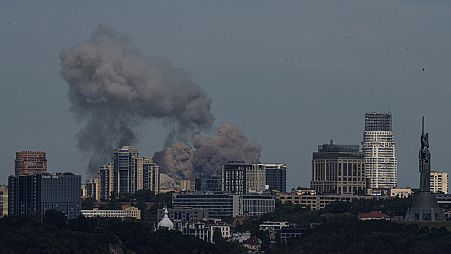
left=0, top=185, right=8, bottom=217
left=95, top=147, right=160, bottom=200
left=430, top=171, right=448, bottom=194
left=362, top=112, right=398, bottom=189
left=81, top=207, right=141, bottom=220
left=222, top=161, right=266, bottom=194
left=389, top=188, right=412, bottom=198
left=311, top=140, right=366, bottom=195
left=276, top=192, right=373, bottom=210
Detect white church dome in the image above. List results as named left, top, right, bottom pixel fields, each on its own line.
left=157, top=208, right=174, bottom=230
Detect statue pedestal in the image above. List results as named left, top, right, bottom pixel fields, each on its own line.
left=405, top=192, right=445, bottom=222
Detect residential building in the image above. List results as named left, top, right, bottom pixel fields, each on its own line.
left=98, top=147, right=160, bottom=199
left=358, top=211, right=390, bottom=221
left=8, top=173, right=81, bottom=219
left=0, top=185, right=7, bottom=217
left=113, top=146, right=140, bottom=194
left=362, top=112, right=398, bottom=189
left=15, top=151, right=47, bottom=176
left=430, top=171, right=448, bottom=194
left=311, top=140, right=365, bottom=195
left=143, top=158, right=159, bottom=194
left=222, top=161, right=266, bottom=194
left=264, top=163, right=287, bottom=192
left=180, top=179, right=194, bottom=192
left=81, top=177, right=100, bottom=201
left=81, top=207, right=141, bottom=220
left=184, top=219, right=231, bottom=243
left=98, top=163, right=114, bottom=201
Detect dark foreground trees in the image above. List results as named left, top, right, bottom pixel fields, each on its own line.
left=0, top=216, right=244, bottom=254
left=267, top=217, right=451, bottom=254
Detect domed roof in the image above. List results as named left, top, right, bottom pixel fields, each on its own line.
left=157, top=208, right=174, bottom=230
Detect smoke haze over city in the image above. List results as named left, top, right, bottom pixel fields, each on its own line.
left=1, top=0, right=451, bottom=189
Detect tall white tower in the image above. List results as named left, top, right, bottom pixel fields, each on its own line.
left=362, top=112, right=398, bottom=189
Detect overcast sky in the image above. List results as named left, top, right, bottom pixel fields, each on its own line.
left=1, top=0, right=451, bottom=189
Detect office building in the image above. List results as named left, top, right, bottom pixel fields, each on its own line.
left=172, top=192, right=275, bottom=218
left=172, top=192, right=234, bottom=218
left=237, top=193, right=275, bottom=216
left=8, top=173, right=81, bottom=219
left=264, top=163, right=287, bottom=192
left=222, top=161, right=266, bottom=194
left=157, top=207, right=209, bottom=223
left=311, top=140, right=365, bottom=195
left=362, top=112, right=398, bottom=189
left=195, top=176, right=222, bottom=192
left=430, top=171, right=448, bottom=194
left=15, top=151, right=47, bottom=176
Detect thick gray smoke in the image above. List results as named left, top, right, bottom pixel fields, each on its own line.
left=60, top=24, right=214, bottom=174
left=154, top=123, right=261, bottom=183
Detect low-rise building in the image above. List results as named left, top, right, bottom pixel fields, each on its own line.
left=172, top=192, right=275, bottom=218
left=358, top=211, right=390, bottom=221
left=389, top=188, right=413, bottom=198
left=276, top=192, right=373, bottom=210
left=81, top=207, right=141, bottom=220
left=157, top=207, right=209, bottom=223
left=182, top=219, right=231, bottom=243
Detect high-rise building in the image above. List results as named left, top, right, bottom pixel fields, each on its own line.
left=8, top=173, right=81, bottom=219
left=97, top=148, right=160, bottom=199
left=0, top=185, right=8, bottom=217
left=143, top=158, right=160, bottom=194
left=222, top=161, right=266, bottom=194
left=113, top=146, right=139, bottom=194
left=263, top=163, right=287, bottom=192
left=430, top=171, right=448, bottom=194
left=98, top=163, right=114, bottom=201
left=15, top=151, right=47, bottom=176
left=311, top=140, right=366, bottom=195
left=362, top=112, right=398, bottom=189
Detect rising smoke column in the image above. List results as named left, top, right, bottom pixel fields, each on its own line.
left=60, top=24, right=214, bottom=174
left=154, top=123, right=261, bottom=182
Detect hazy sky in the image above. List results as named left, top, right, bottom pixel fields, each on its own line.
left=1, top=0, right=451, bottom=189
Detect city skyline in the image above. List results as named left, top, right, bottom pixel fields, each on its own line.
left=1, top=1, right=451, bottom=190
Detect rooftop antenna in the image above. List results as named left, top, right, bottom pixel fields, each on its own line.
left=422, top=116, right=425, bottom=135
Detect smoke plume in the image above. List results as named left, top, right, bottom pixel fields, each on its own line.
left=60, top=24, right=214, bottom=174
left=154, top=123, right=261, bottom=182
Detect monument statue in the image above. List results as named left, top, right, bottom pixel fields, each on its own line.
left=405, top=117, right=444, bottom=222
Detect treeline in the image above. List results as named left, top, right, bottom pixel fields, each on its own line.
left=267, top=216, right=451, bottom=254
left=0, top=214, right=244, bottom=254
